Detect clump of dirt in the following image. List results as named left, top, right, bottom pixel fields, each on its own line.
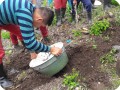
left=4, top=24, right=120, bottom=90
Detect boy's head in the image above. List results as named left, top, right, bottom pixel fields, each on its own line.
left=33, top=7, right=54, bottom=28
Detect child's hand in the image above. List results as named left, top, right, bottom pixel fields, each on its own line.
left=73, top=0, right=77, bottom=5
left=50, top=47, right=62, bottom=56
left=30, top=52, right=37, bottom=59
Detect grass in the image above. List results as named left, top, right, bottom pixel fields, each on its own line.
left=72, top=29, right=82, bottom=37
left=100, top=49, right=117, bottom=64
left=101, top=64, right=120, bottom=90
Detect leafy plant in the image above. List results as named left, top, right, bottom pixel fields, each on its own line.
left=100, top=49, right=117, bottom=64
left=63, top=69, right=79, bottom=90
left=1, top=31, right=10, bottom=39
left=72, top=30, right=82, bottom=37
left=92, top=44, right=97, bottom=49
left=111, top=0, right=119, bottom=6
left=90, top=19, right=110, bottom=36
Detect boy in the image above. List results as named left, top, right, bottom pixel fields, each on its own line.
left=10, top=0, right=49, bottom=50
left=0, top=0, right=62, bottom=88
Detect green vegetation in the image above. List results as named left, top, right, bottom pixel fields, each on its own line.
left=1, top=31, right=10, bottom=39
left=17, top=71, right=27, bottom=81
left=100, top=49, right=117, bottom=64
left=63, top=69, right=79, bottom=90
left=92, top=44, right=97, bottom=49
left=113, top=6, right=120, bottom=26
left=90, top=19, right=110, bottom=36
left=111, top=0, right=119, bottom=6
left=72, top=30, right=82, bottom=37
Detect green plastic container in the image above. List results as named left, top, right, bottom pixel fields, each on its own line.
left=29, top=42, right=68, bottom=77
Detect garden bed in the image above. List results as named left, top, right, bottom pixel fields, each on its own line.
left=2, top=5, right=120, bottom=90
left=3, top=24, right=120, bottom=90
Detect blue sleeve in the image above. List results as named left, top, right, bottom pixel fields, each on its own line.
left=15, top=8, right=50, bottom=53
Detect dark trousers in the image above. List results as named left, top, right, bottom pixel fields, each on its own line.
left=71, top=0, right=92, bottom=14
left=91, top=0, right=95, bottom=4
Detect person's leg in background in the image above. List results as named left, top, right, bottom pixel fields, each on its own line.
left=0, top=29, right=13, bottom=88
left=61, top=0, right=67, bottom=22
left=10, top=33, right=25, bottom=50
left=39, top=26, right=50, bottom=43
left=2, top=25, right=25, bottom=49
left=10, top=33, right=18, bottom=47
left=91, top=0, right=96, bottom=9
left=70, top=0, right=81, bottom=22
left=54, top=0, right=62, bottom=26
left=81, top=0, right=92, bottom=24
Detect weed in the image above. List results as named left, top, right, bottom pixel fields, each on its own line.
left=100, top=49, right=117, bottom=64
left=114, top=6, right=120, bottom=26
left=5, top=50, right=12, bottom=55
left=90, top=19, right=110, bottom=36
left=111, top=0, right=119, bottom=6
left=63, top=69, right=79, bottom=90
left=1, top=31, right=10, bottom=39
left=92, top=44, right=97, bottom=49
left=17, top=71, right=27, bottom=81
left=72, top=30, right=82, bottom=37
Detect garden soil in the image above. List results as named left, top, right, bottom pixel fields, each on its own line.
left=4, top=23, right=120, bottom=90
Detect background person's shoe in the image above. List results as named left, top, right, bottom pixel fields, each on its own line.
left=0, top=64, right=13, bottom=88
left=87, top=12, right=92, bottom=24
left=55, top=9, right=62, bottom=26
left=0, top=77, right=13, bottom=88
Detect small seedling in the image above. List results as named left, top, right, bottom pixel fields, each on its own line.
left=5, top=50, right=12, bottom=56
left=92, top=44, right=97, bottom=49
left=100, top=49, right=117, bottom=64
left=72, top=30, right=82, bottom=37
left=63, top=68, right=79, bottom=90
left=17, top=71, right=27, bottom=81
left=1, top=31, right=10, bottom=39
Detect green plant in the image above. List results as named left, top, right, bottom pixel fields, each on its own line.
left=1, top=31, right=10, bottom=39
left=111, top=0, right=119, bottom=6
left=63, top=69, right=79, bottom=90
left=92, top=44, right=97, bottom=49
left=90, top=19, right=110, bottom=36
left=72, top=30, right=82, bottom=37
left=100, top=49, right=117, bottom=64
left=5, top=50, right=12, bottom=55
left=17, top=71, right=27, bottom=81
